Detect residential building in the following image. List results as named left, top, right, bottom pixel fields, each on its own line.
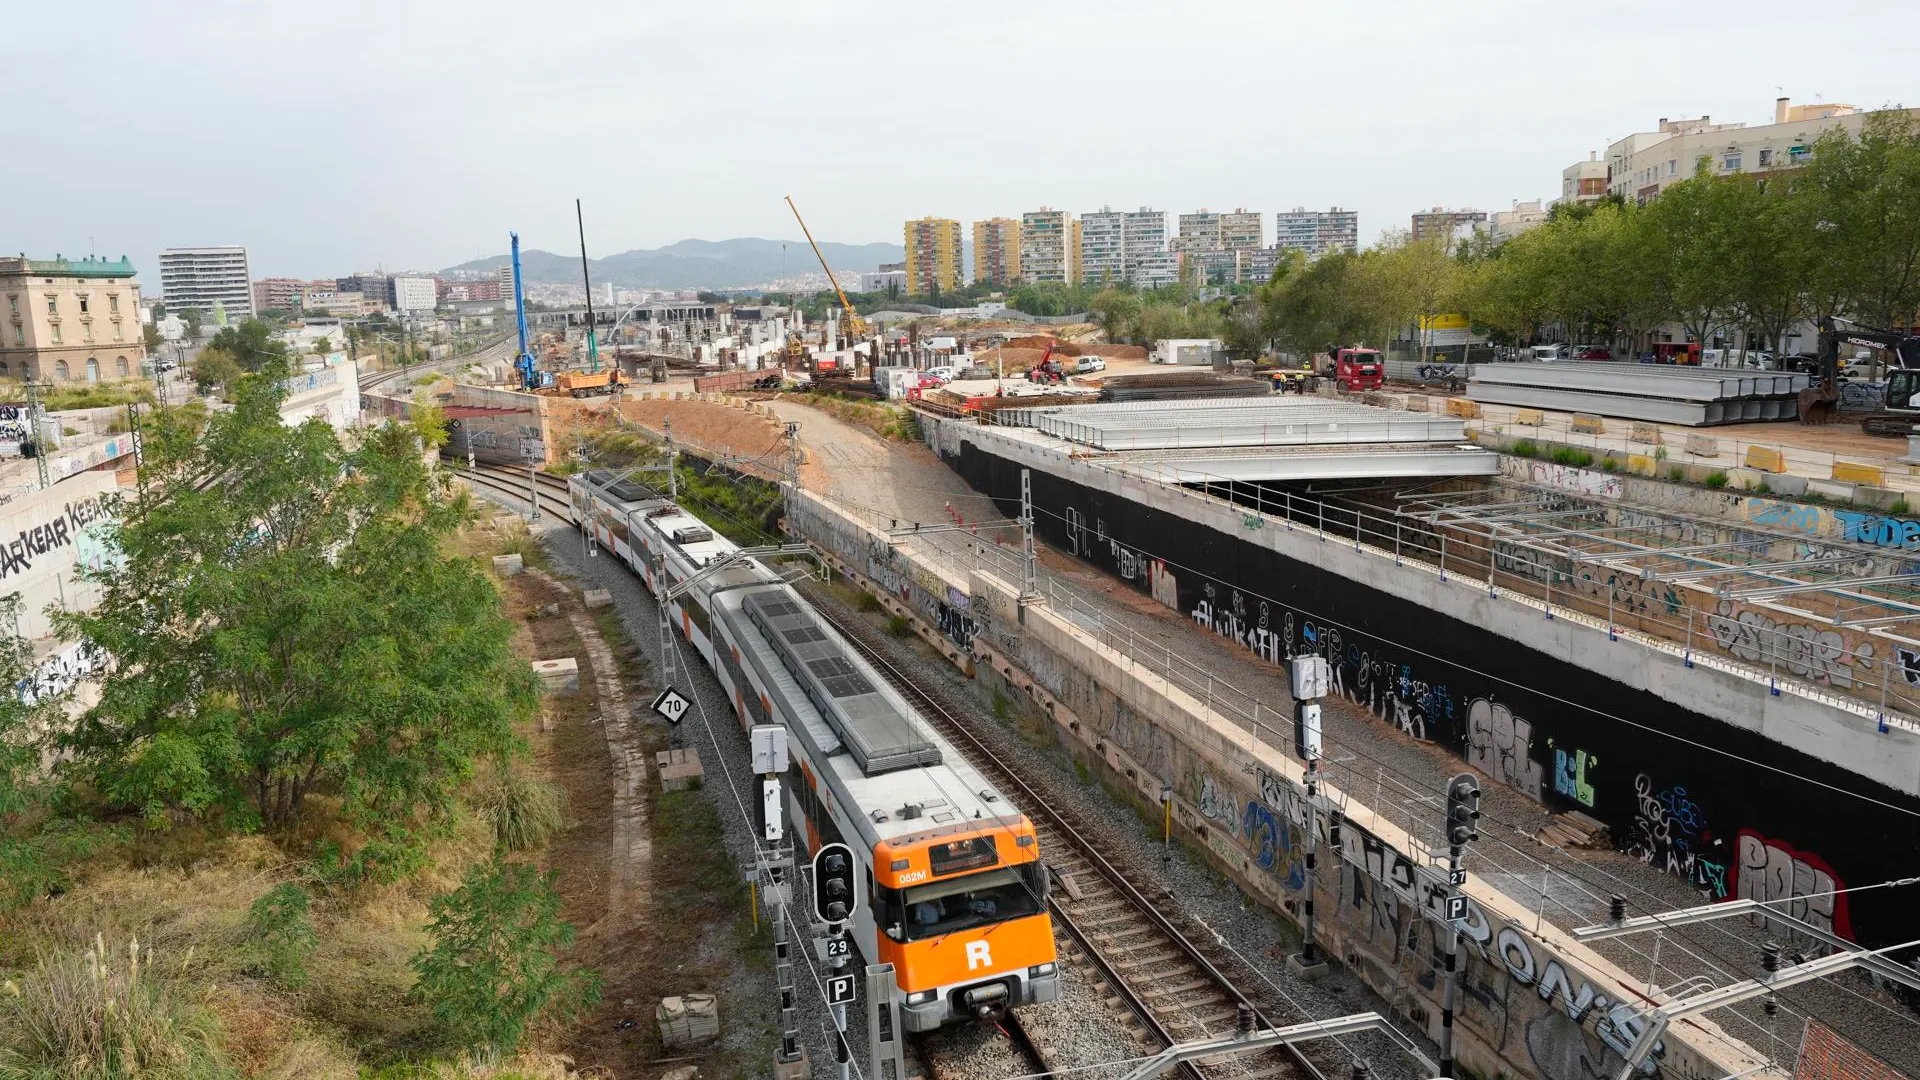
left=1129, top=251, right=1183, bottom=291
left=392, top=275, right=438, bottom=314
left=1069, top=218, right=1082, bottom=284
left=443, top=280, right=503, bottom=303
left=158, top=245, right=253, bottom=322
left=877, top=262, right=905, bottom=273
left=1186, top=249, right=1238, bottom=286
left=1490, top=199, right=1549, bottom=242
left=972, top=218, right=1021, bottom=286
left=252, top=277, right=305, bottom=312
left=0, top=254, right=148, bottom=384
left=1122, top=208, right=1166, bottom=272
left=337, top=273, right=392, bottom=308
left=1410, top=207, right=1488, bottom=244
left=1592, top=97, right=1920, bottom=205
left=1221, top=209, right=1263, bottom=251
left=1020, top=208, right=1073, bottom=284
left=902, top=217, right=964, bottom=296
left=1173, top=210, right=1222, bottom=254
left=1078, top=208, right=1127, bottom=286
left=857, top=269, right=907, bottom=293
left=1561, top=152, right=1609, bottom=204
left=1274, top=207, right=1360, bottom=258
left=1237, top=247, right=1286, bottom=284
left=496, top=264, right=516, bottom=300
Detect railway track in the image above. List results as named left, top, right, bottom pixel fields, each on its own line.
left=452, top=462, right=575, bottom=523
left=806, top=592, right=1337, bottom=1080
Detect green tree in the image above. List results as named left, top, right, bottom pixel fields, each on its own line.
left=1650, top=169, right=1745, bottom=349
left=0, top=597, right=93, bottom=909
left=409, top=860, right=602, bottom=1059
left=1800, top=112, right=1920, bottom=330
left=181, top=308, right=205, bottom=342
left=141, top=323, right=165, bottom=356
left=1089, top=287, right=1142, bottom=343
left=191, top=345, right=243, bottom=395
left=311, top=336, right=333, bottom=355
left=244, top=882, right=319, bottom=985
left=55, top=366, right=534, bottom=834
left=204, top=318, right=288, bottom=372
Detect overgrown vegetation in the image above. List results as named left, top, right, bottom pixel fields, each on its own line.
left=1510, top=439, right=1540, bottom=458
left=408, top=860, right=601, bottom=1062
left=579, top=429, right=783, bottom=545
left=1548, top=446, right=1595, bottom=467
left=1705, top=471, right=1730, bottom=489
left=0, top=365, right=597, bottom=1075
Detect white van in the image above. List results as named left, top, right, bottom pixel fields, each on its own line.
left=1530, top=344, right=1569, bottom=362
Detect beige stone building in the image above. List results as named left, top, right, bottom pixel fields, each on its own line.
left=0, top=255, right=148, bottom=384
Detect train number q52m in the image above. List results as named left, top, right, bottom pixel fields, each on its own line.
left=569, top=470, right=1060, bottom=1028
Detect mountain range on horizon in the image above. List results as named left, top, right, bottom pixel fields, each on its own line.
left=441, top=237, right=906, bottom=291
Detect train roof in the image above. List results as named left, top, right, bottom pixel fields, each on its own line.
left=635, top=502, right=734, bottom=567
left=573, top=468, right=664, bottom=508
left=717, top=583, right=1018, bottom=849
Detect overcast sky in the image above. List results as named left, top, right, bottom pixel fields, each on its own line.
left=5, top=0, right=1912, bottom=282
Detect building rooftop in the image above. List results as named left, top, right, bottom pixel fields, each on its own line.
left=0, top=255, right=138, bottom=279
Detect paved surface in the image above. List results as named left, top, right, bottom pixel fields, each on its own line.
left=766, top=398, right=1920, bottom=1076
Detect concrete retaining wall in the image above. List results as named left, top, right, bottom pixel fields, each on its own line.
left=785, top=487, right=1770, bottom=1080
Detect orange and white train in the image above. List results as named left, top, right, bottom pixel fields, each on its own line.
left=570, top=470, right=1059, bottom=1028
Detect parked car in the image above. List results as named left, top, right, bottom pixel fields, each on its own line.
left=1074, top=356, right=1106, bottom=373
left=926, top=366, right=955, bottom=382
left=1530, top=344, right=1570, bottom=362
left=1572, top=345, right=1611, bottom=360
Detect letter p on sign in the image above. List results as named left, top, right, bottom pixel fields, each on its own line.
left=965, top=940, right=992, bottom=971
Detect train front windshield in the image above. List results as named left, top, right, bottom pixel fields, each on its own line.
left=886, top=866, right=1045, bottom=941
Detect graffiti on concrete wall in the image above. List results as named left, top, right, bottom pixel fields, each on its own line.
left=1704, top=599, right=1876, bottom=689
left=1833, top=510, right=1920, bottom=550
left=1190, top=583, right=1286, bottom=665
left=18, top=639, right=104, bottom=705
left=1529, top=462, right=1623, bottom=500
left=1626, top=772, right=1729, bottom=901
left=1546, top=738, right=1598, bottom=807
left=1734, top=830, right=1852, bottom=948
left=1744, top=498, right=1827, bottom=537
left=1149, top=558, right=1179, bottom=609
left=1467, top=699, right=1545, bottom=802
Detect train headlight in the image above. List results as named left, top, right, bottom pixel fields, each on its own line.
left=1028, top=963, right=1056, bottom=977
left=905, top=990, right=936, bottom=1006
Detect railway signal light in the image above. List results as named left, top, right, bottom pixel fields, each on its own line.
left=813, top=842, right=855, bottom=924
left=1446, top=773, right=1480, bottom=848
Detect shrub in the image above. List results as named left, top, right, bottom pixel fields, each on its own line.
left=884, top=614, right=912, bottom=638
left=1511, top=439, right=1540, bottom=459
left=409, top=860, right=602, bottom=1061
left=855, top=591, right=883, bottom=614
left=1668, top=466, right=1685, bottom=483
left=469, top=762, right=567, bottom=854
left=243, top=883, right=319, bottom=987
left=1599, top=457, right=1618, bottom=472
left=1549, top=447, right=1594, bottom=467
left=1705, top=471, right=1729, bottom=489
left=1891, top=499, right=1911, bottom=515
left=0, top=934, right=225, bottom=1078
left=1653, top=446, right=1668, bottom=461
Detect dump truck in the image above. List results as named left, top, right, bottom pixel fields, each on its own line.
left=555, top=368, right=628, bottom=398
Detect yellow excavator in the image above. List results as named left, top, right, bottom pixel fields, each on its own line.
left=785, top=195, right=869, bottom=342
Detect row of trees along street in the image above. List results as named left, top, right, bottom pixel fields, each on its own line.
left=788, top=114, right=1917, bottom=362
left=1243, top=112, right=1920, bottom=359
left=0, top=366, right=601, bottom=1072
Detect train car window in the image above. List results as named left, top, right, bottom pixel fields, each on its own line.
left=899, top=868, right=1041, bottom=940
left=683, top=594, right=712, bottom=635
left=928, top=836, right=998, bottom=877
left=876, top=883, right=907, bottom=941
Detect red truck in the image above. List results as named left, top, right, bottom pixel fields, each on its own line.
left=1333, top=348, right=1384, bottom=392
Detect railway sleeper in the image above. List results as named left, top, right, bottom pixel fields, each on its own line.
left=1139, top=976, right=1213, bottom=997
left=1113, top=946, right=1184, bottom=970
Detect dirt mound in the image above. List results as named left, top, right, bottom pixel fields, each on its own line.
left=1083, top=343, right=1147, bottom=360
left=1004, top=335, right=1083, bottom=357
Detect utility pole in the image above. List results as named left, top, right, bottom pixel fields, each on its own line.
left=525, top=437, right=542, bottom=523
left=1019, top=468, right=1039, bottom=602
left=1439, top=773, right=1481, bottom=1079
left=1289, top=653, right=1331, bottom=977
left=664, top=416, right=678, bottom=501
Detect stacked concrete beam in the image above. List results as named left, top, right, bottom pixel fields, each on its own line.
left=1467, top=362, right=1811, bottom=426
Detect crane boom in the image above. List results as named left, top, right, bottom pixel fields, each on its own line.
left=784, top=195, right=869, bottom=342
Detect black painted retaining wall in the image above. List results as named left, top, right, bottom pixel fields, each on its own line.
left=946, top=436, right=1920, bottom=953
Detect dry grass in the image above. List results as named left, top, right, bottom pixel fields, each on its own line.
left=467, top=761, right=568, bottom=854
left=0, top=933, right=227, bottom=1080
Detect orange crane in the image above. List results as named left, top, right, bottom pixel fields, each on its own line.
left=784, top=195, right=870, bottom=342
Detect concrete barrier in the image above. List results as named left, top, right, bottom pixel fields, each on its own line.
left=1628, top=422, right=1663, bottom=445
left=1572, top=412, right=1607, bottom=434
left=1744, top=445, right=1786, bottom=473
left=1444, top=397, right=1482, bottom=419
left=1684, top=433, right=1719, bottom=457
left=1513, top=408, right=1544, bottom=426
left=1832, top=460, right=1886, bottom=486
